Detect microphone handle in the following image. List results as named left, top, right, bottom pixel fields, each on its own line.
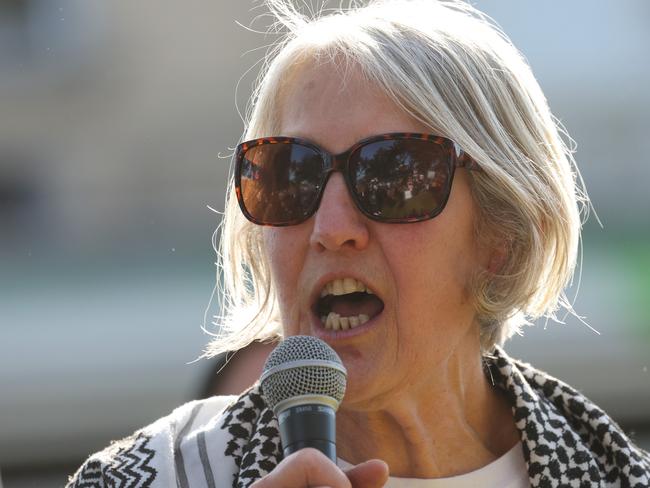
left=278, top=404, right=337, bottom=462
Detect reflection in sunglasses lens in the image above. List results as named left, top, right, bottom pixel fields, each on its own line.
left=241, top=143, right=324, bottom=224
left=352, top=140, right=449, bottom=221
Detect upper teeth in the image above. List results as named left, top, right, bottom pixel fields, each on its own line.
left=320, top=277, right=373, bottom=297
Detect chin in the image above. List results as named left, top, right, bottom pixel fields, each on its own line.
left=337, top=363, right=391, bottom=411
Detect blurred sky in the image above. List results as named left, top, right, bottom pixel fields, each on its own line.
left=1, top=0, right=649, bottom=478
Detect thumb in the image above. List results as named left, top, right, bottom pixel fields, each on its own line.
left=345, top=459, right=389, bottom=488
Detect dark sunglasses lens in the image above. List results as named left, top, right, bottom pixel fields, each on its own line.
left=239, top=142, right=324, bottom=224
left=350, top=139, right=453, bottom=221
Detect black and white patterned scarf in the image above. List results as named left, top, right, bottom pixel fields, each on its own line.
left=67, top=347, right=650, bottom=487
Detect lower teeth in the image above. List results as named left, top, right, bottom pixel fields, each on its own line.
left=321, top=312, right=370, bottom=330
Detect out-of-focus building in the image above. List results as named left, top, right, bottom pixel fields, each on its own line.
left=0, top=1, right=648, bottom=486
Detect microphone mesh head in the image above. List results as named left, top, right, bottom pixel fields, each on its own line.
left=261, top=336, right=347, bottom=411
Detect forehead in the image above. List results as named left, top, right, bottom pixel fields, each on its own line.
left=278, top=61, right=429, bottom=153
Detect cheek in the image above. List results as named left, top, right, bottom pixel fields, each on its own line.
left=383, top=220, right=479, bottom=312
left=263, top=229, right=291, bottom=291
left=262, top=228, right=307, bottom=313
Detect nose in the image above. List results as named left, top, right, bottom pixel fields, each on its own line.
left=309, top=173, right=370, bottom=252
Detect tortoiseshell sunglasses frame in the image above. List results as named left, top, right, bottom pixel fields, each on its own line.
left=234, top=132, right=480, bottom=226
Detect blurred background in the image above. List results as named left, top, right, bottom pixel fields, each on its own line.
left=0, top=1, right=648, bottom=486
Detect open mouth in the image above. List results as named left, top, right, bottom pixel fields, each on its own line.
left=314, top=277, right=384, bottom=331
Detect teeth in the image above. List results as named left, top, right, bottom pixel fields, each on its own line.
left=332, top=279, right=344, bottom=295
left=325, top=313, right=335, bottom=329
left=322, top=312, right=370, bottom=330
left=343, top=278, right=357, bottom=293
left=339, top=316, right=349, bottom=330
left=317, top=278, right=376, bottom=331
left=320, top=277, right=373, bottom=297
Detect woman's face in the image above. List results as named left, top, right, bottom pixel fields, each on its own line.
left=262, top=63, right=489, bottom=409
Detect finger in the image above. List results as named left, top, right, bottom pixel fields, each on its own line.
left=250, top=448, right=350, bottom=488
left=345, top=459, right=389, bottom=488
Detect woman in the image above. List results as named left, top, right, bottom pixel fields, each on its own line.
left=67, top=1, right=650, bottom=486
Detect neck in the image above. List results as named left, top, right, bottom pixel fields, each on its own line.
left=336, top=335, right=519, bottom=478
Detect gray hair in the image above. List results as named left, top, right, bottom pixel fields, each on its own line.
left=204, top=0, right=590, bottom=356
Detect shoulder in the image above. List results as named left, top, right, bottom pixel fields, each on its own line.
left=65, top=394, right=238, bottom=487
left=488, top=347, right=650, bottom=486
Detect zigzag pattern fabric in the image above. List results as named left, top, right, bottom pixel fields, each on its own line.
left=69, top=433, right=157, bottom=487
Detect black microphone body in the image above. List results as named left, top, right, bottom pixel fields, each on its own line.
left=260, top=335, right=347, bottom=463
left=278, top=403, right=337, bottom=461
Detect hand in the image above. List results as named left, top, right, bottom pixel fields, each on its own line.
left=250, top=448, right=389, bottom=488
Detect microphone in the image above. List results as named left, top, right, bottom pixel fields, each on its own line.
left=260, top=335, right=347, bottom=462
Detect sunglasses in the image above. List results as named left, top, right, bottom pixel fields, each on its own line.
left=234, top=132, right=479, bottom=226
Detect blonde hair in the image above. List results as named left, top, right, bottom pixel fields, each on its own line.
left=204, top=0, right=589, bottom=356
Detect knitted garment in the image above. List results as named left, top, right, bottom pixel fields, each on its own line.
left=67, top=347, right=650, bottom=487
